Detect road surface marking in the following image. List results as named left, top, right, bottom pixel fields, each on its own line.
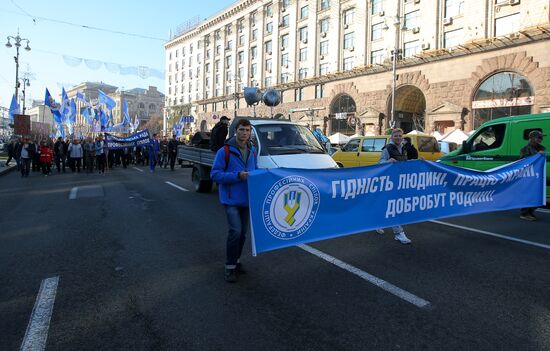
left=68, top=187, right=77, bottom=200
left=536, top=208, right=550, bottom=214
left=132, top=167, right=144, bottom=173
left=165, top=181, right=189, bottom=192
left=298, top=244, right=431, bottom=309
left=430, top=220, right=550, bottom=250
left=20, top=276, right=60, bottom=351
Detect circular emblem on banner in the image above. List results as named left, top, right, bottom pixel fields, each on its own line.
left=262, top=176, right=320, bottom=240
left=347, top=116, right=357, bottom=127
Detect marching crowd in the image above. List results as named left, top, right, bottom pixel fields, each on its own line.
left=3, top=134, right=181, bottom=177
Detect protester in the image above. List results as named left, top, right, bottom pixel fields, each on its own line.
left=18, top=137, right=35, bottom=178
left=148, top=134, right=160, bottom=172
left=210, top=118, right=258, bottom=283
left=68, top=139, right=83, bottom=172
left=31, top=139, right=41, bottom=173
left=376, top=128, right=412, bottom=244
left=160, top=136, right=168, bottom=168
left=53, top=137, right=67, bottom=173
left=5, top=140, right=16, bottom=167
left=39, top=141, right=53, bottom=176
left=519, top=130, right=546, bottom=221
left=167, top=134, right=179, bottom=171
left=403, top=137, right=419, bottom=160
left=210, top=116, right=230, bottom=151
left=95, top=136, right=106, bottom=174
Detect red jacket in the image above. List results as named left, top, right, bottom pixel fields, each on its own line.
left=40, top=146, right=53, bottom=164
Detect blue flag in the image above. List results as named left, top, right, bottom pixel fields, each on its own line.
left=45, top=88, right=63, bottom=124
left=82, top=107, right=91, bottom=124
left=98, top=89, right=116, bottom=110
left=69, top=98, right=77, bottom=124
left=76, top=91, right=85, bottom=102
left=8, top=94, right=20, bottom=121
left=248, top=155, right=547, bottom=255
left=122, top=98, right=131, bottom=125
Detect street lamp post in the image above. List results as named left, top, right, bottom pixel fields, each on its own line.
left=389, top=15, right=401, bottom=129
left=19, top=78, right=30, bottom=113
left=5, top=32, right=31, bottom=107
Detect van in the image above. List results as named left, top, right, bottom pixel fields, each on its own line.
left=439, top=112, right=550, bottom=198
left=331, top=133, right=443, bottom=168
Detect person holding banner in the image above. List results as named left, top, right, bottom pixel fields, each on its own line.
left=377, top=128, right=412, bottom=244
left=519, top=130, right=546, bottom=221
left=148, top=134, right=161, bottom=172
left=211, top=119, right=258, bottom=283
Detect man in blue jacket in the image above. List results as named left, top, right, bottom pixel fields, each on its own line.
left=211, top=118, right=258, bottom=283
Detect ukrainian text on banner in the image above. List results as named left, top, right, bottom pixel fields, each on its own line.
left=248, top=154, right=546, bottom=255
left=104, top=129, right=152, bottom=149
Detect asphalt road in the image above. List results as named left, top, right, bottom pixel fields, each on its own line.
left=1, top=164, right=549, bottom=351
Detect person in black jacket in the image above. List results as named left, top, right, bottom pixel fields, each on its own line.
left=167, top=135, right=179, bottom=171
left=53, top=137, right=67, bottom=173
left=403, top=137, right=419, bottom=160
left=209, top=116, right=230, bottom=152
left=519, top=130, right=546, bottom=221
left=19, top=137, right=36, bottom=177
left=5, top=140, right=16, bottom=167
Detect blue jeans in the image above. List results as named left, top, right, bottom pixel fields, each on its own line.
left=225, top=205, right=249, bottom=269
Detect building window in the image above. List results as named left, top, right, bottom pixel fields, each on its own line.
left=320, top=0, right=330, bottom=11
left=251, top=46, right=257, bottom=59
left=371, top=49, right=384, bottom=64
left=445, top=0, right=464, bottom=18
left=343, top=32, right=354, bottom=49
left=319, top=63, right=329, bottom=75
left=266, top=22, right=273, bottom=34
left=215, top=60, right=220, bottom=71
left=444, top=28, right=464, bottom=48
left=226, top=55, right=232, bottom=68
left=251, top=63, right=257, bottom=77
left=250, top=12, right=257, bottom=26
left=238, top=51, right=244, bottom=64
left=197, top=53, right=201, bottom=63
left=299, top=47, right=308, bottom=62
left=205, top=63, right=210, bottom=73
left=300, top=6, right=308, bottom=20
left=280, top=73, right=289, bottom=83
left=295, top=88, right=304, bottom=101
left=404, top=40, right=420, bottom=57
left=265, top=40, right=272, bottom=54
left=281, top=53, right=289, bottom=67
left=281, top=15, right=290, bottom=28
left=281, top=0, right=290, bottom=7
left=343, top=57, right=354, bottom=71
left=372, top=0, right=383, bottom=14
left=495, top=13, right=520, bottom=36
left=265, top=4, right=273, bottom=17
left=315, top=84, right=324, bottom=98
left=239, top=35, right=245, bottom=46
left=216, top=45, right=221, bottom=55
left=344, top=8, right=355, bottom=25
left=252, top=28, right=258, bottom=41
left=299, top=68, right=308, bottom=79
left=226, top=24, right=232, bottom=35
left=216, top=74, right=220, bottom=84
left=320, top=40, right=329, bottom=55
left=226, top=70, right=232, bottom=82
left=404, top=10, right=419, bottom=30
left=264, top=76, right=272, bottom=87
left=372, top=23, right=384, bottom=41
left=265, top=58, right=272, bottom=72
left=320, top=18, right=329, bottom=33
left=190, top=44, right=193, bottom=54
left=206, top=49, right=211, bottom=59
left=227, top=40, right=233, bottom=50
left=281, top=34, right=289, bottom=49
left=472, top=71, right=533, bottom=128
left=299, top=27, right=308, bottom=43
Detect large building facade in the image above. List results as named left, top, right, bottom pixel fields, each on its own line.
left=164, top=0, right=550, bottom=135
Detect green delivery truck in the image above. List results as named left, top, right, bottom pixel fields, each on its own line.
left=439, top=112, right=549, bottom=202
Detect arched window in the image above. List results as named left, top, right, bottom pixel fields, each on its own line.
left=149, top=103, right=156, bottom=112
left=472, top=72, right=533, bottom=129
left=330, top=94, right=356, bottom=135
left=139, top=102, right=145, bottom=109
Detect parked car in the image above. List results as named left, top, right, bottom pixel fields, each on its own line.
left=438, top=141, right=458, bottom=154
left=331, top=133, right=443, bottom=168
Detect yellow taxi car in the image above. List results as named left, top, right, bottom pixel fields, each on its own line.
left=331, top=133, right=443, bottom=168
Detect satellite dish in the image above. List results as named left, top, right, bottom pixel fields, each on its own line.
left=262, top=88, right=280, bottom=107
left=243, top=87, right=262, bottom=106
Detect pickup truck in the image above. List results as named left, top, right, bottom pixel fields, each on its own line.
left=178, top=118, right=338, bottom=192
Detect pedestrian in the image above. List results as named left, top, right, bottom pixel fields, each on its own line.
left=5, top=140, right=16, bottom=167
left=148, top=134, right=160, bottom=172
left=95, top=136, right=106, bottom=174
left=160, top=136, right=168, bottom=168
left=39, top=141, right=53, bottom=176
left=19, top=137, right=35, bottom=178
left=167, top=134, right=179, bottom=171
left=31, top=139, right=41, bottom=173
left=403, top=137, right=419, bottom=160
left=83, top=137, right=96, bottom=173
left=210, top=118, right=258, bottom=283
left=53, top=137, right=67, bottom=173
left=519, top=130, right=546, bottom=221
left=376, top=128, right=412, bottom=244
left=210, top=116, right=230, bottom=151
left=68, top=139, right=83, bottom=172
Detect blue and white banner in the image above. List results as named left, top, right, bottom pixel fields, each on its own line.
left=248, top=154, right=547, bottom=255
left=104, top=129, right=151, bottom=149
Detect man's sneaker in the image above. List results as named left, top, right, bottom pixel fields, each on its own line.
left=394, top=232, right=412, bottom=244
left=520, top=214, right=537, bottom=221
left=375, top=229, right=385, bottom=234
left=224, top=268, right=237, bottom=283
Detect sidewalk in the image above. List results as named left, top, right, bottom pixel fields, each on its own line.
left=0, top=160, right=16, bottom=176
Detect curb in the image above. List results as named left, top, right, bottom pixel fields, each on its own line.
left=0, top=163, right=16, bottom=176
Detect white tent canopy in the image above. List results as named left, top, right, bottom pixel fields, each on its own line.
left=329, top=132, right=351, bottom=144
left=431, top=131, right=443, bottom=140
left=440, top=129, right=469, bottom=145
